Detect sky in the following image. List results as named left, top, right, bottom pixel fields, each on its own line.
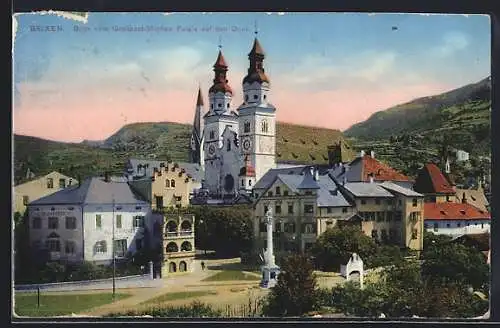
left=12, top=12, right=490, bottom=143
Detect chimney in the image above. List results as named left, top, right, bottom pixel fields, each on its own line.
left=370, top=150, right=375, bottom=158
left=314, top=168, right=319, bottom=181
left=360, top=150, right=365, bottom=157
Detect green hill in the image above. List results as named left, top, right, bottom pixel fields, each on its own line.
left=14, top=122, right=353, bottom=184
left=343, top=77, right=491, bottom=181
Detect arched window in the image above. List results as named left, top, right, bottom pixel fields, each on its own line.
left=171, top=179, right=176, bottom=188
left=181, top=220, right=192, bottom=232
left=210, top=131, right=215, bottom=139
left=45, top=239, right=61, bottom=252
left=227, top=139, right=231, bottom=151
left=166, top=242, right=179, bottom=253
left=94, top=241, right=107, bottom=254
left=245, top=94, right=249, bottom=102
left=179, top=261, right=187, bottom=272
left=166, top=180, right=170, bottom=188
left=166, top=221, right=177, bottom=233
left=181, top=241, right=192, bottom=252
left=169, top=262, right=177, bottom=272
left=244, top=121, right=250, bottom=133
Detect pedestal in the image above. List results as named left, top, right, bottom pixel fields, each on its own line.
left=260, top=264, right=280, bottom=288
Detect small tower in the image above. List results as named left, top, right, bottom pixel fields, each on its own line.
left=445, top=157, right=451, bottom=174
left=190, top=86, right=205, bottom=167
left=239, top=155, right=256, bottom=194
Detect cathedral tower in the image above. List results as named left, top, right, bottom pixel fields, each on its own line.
left=203, top=48, right=240, bottom=196
left=238, top=37, right=276, bottom=184
left=190, top=86, right=205, bottom=167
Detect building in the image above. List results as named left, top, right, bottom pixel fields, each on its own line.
left=27, top=176, right=152, bottom=265
left=14, top=171, right=78, bottom=215
left=125, top=158, right=203, bottom=209
left=189, top=37, right=276, bottom=201
left=162, top=211, right=196, bottom=276
left=252, top=163, right=424, bottom=255
left=456, top=149, right=470, bottom=162
left=423, top=202, right=490, bottom=237
left=454, top=184, right=489, bottom=212
left=413, top=163, right=456, bottom=203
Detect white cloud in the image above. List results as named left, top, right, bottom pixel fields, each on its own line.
left=431, top=31, right=469, bottom=58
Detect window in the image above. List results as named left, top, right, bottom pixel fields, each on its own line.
left=283, top=190, right=289, bottom=196
left=65, top=241, right=76, bottom=254
left=305, top=191, right=313, bottom=195
left=411, top=229, right=418, bottom=240
left=288, top=203, right=294, bottom=214
left=254, top=193, right=259, bottom=198
left=342, top=207, right=348, bottom=213
left=116, top=215, right=122, bottom=229
left=46, top=239, right=60, bottom=252
left=136, top=239, right=143, bottom=250
left=275, top=221, right=281, bottom=232
left=394, top=211, right=402, bottom=221
left=481, top=223, right=484, bottom=229
left=245, top=95, right=249, bottom=102
left=275, top=205, right=281, bottom=214
left=22, top=195, right=29, bottom=205
left=260, top=221, right=267, bottom=232
left=249, top=180, right=252, bottom=186
left=211, top=104, right=213, bottom=109
left=65, top=217, right=76, bottom=230
left=304, top=204, right=314, bottom=214
left=218, top=103, right=222, bottom=108
left=446, top=223, right=450, bottom=228
left=376, top=212, right=384, bottom=222
left=361, top=199, right=367, bottom=205
left=171, top=179, right=176, bottom=188
left=387, top=199, right=393, bottom=205
left=284, top=222, right=296, bottom=233
left=32, top=217, right=41, bottom=229
left=166, top=180, right=170, bottom=187
left=95, top=215, right=102, bottom=229
left=241, top=179, right=245, bottom=187
left=371, top=230, right=378, bottom=239
left=386, top=211, right=393, bottom=222
left=59, top=178, right=66, bottom=188
left=412, top=198, right=418, bottom=207
left=326, top=221, right=333, bottom=227
left=327, top=207, right=332, bottom=214
left=94, top=241, right=107, bottom=254
left=133, top=216, right=145, bottom=228
left=155, top=196, right=163, bottom=209
left=114, top=239, right=127, bottom=258
left=135, top=206, right=142, bottom=210
left=276, top=187, right=281, bottom=195
left=68, top=179, right=73, bottom=186
left=48, top=217, right=59, bottom=229
left=227, top=103, right=230, bottom=108
left=457, top=222, right=461, bottom=228
left=47, top=178, right=54, bottom=189
left=268, top=191, right=273, bottom=197
left=264, top=205, right=269, bottom=214
left=398, top=200, right=402, bottom=206
left=261, top=120, right=268, bottom=133
left=375, top=199, right=381, bottom=205
left=244, top=121, right=250, bottom=133
left=303, top=223, right=315, bottom=234
left=263, top=94, right=267, bottom=100
left=227, top=139, right=231, bottom=151
left=446, top=196, right=450, bottom=202
left=433, top=223, right=438, bottom=232
left=210, top=131, right=215, bottom=139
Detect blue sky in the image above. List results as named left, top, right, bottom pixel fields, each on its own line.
left=12, top=12, right=490, bottom=142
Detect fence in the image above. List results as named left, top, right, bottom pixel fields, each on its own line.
left=14, top=274, right=160, bottom=292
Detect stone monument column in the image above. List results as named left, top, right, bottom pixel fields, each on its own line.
left=260, top=208, right=280, bottom=288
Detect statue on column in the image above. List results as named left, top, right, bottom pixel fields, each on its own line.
left=260, top=207, right=280, bottom=288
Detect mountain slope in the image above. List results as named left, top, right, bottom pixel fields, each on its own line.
left=344, top=77, right=491, bottom=143
left=14, top=122, right=354, bottom=184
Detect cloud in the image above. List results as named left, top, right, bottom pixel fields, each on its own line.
left=431, top=31, right=469, bottom=58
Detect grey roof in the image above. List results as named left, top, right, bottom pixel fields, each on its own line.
left=268, top=174, right=351, bottom=208
left=343, top=182, right=395, bottom=198
left=378, top=181, right=423, bottom=197
left=29, top=177, right=149, bottom=206
left=316, top=176, right=351, bottom=207
left=328, top=158, right=363, bottom=182
left=126, top=158, right=204, bottom=182
left=297, top=168, right=320, bottom=190
left=253, top=166, right=307, bottom=190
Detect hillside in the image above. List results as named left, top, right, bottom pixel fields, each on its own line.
left=14, top=122, right=354, bottom=184
left=344, top=77, right=491, bottom=181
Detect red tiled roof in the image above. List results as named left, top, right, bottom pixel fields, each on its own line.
left=424, top=202, right=490, bottom=220
left=249, top=38, right=265, bottom=56
left=414, top=163, right=455, bottom=194
left=214, top=50, right=227, bottom=67
left=361, top=155, right=412, bottom=182
left=239, top=155, right=256, bottom=177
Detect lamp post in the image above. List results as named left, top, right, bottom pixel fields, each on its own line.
left=112, top=196, right=116, bottom=300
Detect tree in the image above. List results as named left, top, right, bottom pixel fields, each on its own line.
left=262, top=254, right=319, bottom=317
left=312, top=225, right=378, bottom=271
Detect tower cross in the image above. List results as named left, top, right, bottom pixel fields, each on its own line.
left=218, top=36, right=222, bottom=50
left=254, top=20, right=258, bottom=36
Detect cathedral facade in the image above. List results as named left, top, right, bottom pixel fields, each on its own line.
left=190, top=38, right=276, bottom=198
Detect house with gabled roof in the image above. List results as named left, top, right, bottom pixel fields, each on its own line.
left=26, top=176, right=154, bottom=265
left=413, top=163, right=456, bottom=203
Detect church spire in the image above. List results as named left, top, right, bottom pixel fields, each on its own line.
left=190, top=85, right=205, bottom=165
left=196, top=85, right=204, bottom=106
left=209, top=48, right=232, bottom=95
left=243, top=34, right=269, bottom=85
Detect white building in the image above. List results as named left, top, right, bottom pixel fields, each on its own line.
left=27, top=176, right=154, bottom=265
left=423, top=202, right=490, bottom=237
left=191, top=37, right=277, bottom=199
left=456, top=150, right=470, bottom=162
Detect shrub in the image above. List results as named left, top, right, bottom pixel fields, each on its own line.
left=106, top=301, right=222, bottom=318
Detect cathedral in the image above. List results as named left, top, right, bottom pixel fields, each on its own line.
left=189, top=37, right=277, bottom=200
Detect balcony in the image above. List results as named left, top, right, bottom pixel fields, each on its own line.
left=164, top=230, right=194, bottom=239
